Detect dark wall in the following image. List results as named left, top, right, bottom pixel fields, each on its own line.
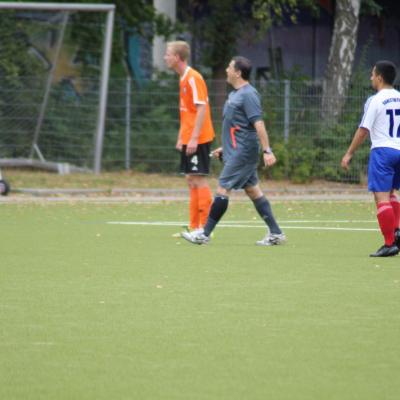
left=237, top=8, right=400, bottom=80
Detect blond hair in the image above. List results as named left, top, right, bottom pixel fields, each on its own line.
left=166, top=41, right=190, bottom=62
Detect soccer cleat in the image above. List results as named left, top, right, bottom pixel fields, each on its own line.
left=181, top=230, right=210, bottom=245
left=189, top=228, right=204, bottom=236
left=173, top=226, right=202, bottom=238
left=395, top=229, right=400, bottom=248
left=369, top=244, right=399, bottom=257
left=256, top=232, right=286, bottom=246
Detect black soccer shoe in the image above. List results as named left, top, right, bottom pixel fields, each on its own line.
left=369, top=244, right=399, bottom=257
left=395, top=229, right=400, bottom=248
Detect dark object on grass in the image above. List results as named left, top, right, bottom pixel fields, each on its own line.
left=0, top=179, right=10, bottom=196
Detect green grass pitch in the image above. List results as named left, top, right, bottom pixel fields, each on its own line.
left=1, top=200, right=400, bottom=399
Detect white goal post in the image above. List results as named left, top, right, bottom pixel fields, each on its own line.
left=0, top=2, right=115, bottom=173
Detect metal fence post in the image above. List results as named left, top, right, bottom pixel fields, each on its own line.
left=125, top=76, right=131, bottom=170
left=94, top=7, right=115, bottom=174
left=283, top=79, right=290, bottom=143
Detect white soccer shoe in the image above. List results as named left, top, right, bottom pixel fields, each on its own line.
left=256, top=232, right=286, bottom=246
left=181, top=229, right=210, bottom=245
left=189, top=228, right=204, bottom=236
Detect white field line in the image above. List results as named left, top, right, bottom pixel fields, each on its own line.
left=108, top=219, right=377, bottom=224
left=107, top=220, right=379, bottom=232
left=199, top=219, right=377, bottom=224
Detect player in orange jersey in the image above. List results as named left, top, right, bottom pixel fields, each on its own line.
left=164, top=41, right=215, bottom=233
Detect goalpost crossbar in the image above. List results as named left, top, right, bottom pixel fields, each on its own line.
left=0, top=2, right=115, bottom=12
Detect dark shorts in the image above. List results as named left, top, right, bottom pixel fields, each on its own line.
left=180, top=142, right=211, bottom=175
left=368, top=147, right=400, bottom=192
left=218, top=157, right=259, bottom=190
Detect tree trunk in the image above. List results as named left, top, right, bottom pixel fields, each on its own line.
left=321, top=0, right=361, bottom=125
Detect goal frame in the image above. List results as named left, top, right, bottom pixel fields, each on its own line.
left=0, top=2, right=115, bottom=173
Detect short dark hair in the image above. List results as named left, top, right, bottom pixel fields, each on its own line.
left=374, top=60, right=397, bottom=85
left=232, top=56, right=252, bottom=81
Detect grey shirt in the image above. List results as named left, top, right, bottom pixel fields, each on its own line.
left=222, top=83, right=262, bottom=164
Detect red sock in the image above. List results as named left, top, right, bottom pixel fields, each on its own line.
left=197, top=186, right=212, bottom=227
left=189, top=188, right=199, bottom=230
left=390, top=194, right=400, bottom=230
left=376, top=202, right=396, bottom=246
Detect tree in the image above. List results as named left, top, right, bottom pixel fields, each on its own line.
left=179, top=0, right=316, bottom=110
left=321, top=0, right=362, bottom=125
left=180, top=0, right=315, bottom=78
left=319, top=0, right=400, bottom=125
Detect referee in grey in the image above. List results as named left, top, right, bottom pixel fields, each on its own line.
left=182, top=56, right=285, bottom=246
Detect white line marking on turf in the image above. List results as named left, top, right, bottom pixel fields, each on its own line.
left=107, top=221, right=379, bottom=232
left=281, top=226, right=378, bottom=231
left=223, top=219, right=376, bottom=223
left=108, top=219, right=376, bottom=224
left=32, top=342, right=55, bottom=346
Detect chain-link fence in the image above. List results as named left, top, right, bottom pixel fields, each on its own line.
left=0, top=76, right=100, bottom=163
left=102, top=76, right=374, bottom=183
left=0, top=7, right=109, bottom=172
left=1, top=73, right=377, bottom=182
left=0, top=7, right=391, bottom=183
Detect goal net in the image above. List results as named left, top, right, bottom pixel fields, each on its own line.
left=0, top=2, right=114, bottom=173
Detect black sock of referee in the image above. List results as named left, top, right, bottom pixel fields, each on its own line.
left=203, top=195, right=229, bottom=236
left=253, top=195, right=282, bottom=234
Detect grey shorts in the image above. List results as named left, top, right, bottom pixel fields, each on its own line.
left=218, top=158, right=259, bottom=190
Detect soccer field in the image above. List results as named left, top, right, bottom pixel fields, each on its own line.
left=1, top=200, right=400, bottom=399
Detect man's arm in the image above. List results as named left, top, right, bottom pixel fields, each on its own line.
left=176, top=131, right=182, bottom=151
left=254, top=120, right=276, bottom=167
left=341, top=127, right=369, bottom=170
left=211, top=147, right=223, bottom=160
left=186, top=103, right=206, bottom=155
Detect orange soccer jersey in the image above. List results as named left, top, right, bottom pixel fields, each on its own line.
left=179, top=67, right=215, bottom=145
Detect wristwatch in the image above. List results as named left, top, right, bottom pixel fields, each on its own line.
left=263, top=147, right=273, bottom=154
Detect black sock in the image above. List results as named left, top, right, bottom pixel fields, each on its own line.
left=203, top=195, right=229, bottom=236
left=253, top=196, right=282, bottom=234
